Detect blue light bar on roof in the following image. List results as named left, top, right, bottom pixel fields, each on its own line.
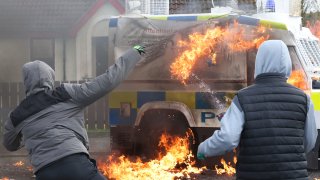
left=266, top=0, right=275, bottom=12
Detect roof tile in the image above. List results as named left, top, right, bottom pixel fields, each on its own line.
left=0, top=0, right=98, bottom=37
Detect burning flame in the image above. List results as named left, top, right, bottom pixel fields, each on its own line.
left=99, top=130, right=206, bottom=180
left=0, top=160, right=33, bottom=180
left=287, top=70, right=308, bottom=90
left=13, top=161, right=24, bottom=167
left=27, top=166, right=33, bottom=172
left=170, top=21, right=270, bottom=83
left=215, top=159, right=236, bottom=176
left=211, top=53, right=217, bottom=65
left=215, top=149, right=237, bottom=176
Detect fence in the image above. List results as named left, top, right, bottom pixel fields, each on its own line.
left=0, top=81, right=109, bottom=133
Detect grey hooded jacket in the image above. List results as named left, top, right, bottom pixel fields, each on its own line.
left=2, top=49, right=141, bottom=172
left=198, top=40, right=317, bottom=157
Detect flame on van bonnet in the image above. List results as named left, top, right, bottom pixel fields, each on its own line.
left=170, top=21, right=270, bottom=83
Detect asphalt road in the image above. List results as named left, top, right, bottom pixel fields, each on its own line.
left=0, top=133, right=320, bottom=180
left=1, top=156, right=320, bottom=180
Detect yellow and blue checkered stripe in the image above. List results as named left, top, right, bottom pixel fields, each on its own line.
left=311, top=91, right=320, bottom=111
left=109, top=14, right=287, bottom=30
left=237, top=16, right=287, bottom=30
left=109, top=91, right=225, bottom=125
left=310, top=91, right=320, bottom=130
left=109, top=14, right=228, bottom=27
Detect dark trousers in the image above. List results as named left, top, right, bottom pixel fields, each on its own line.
left=35, top=153, right=107, bottom=180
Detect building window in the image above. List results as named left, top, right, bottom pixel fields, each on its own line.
left=169, top=0, right=212, bottom=14
left=238, top=0, right=257, bottom=14
left=289, top=0, right=301, bottom=16
left=93, top=37, right=108, bottom=76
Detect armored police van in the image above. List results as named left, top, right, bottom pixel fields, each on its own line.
left=106, top=13, right=320, bottom=168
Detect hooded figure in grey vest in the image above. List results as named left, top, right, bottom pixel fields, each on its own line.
left=197, top=40, right=318, bottom=180
left=2, top=46, right=145, bottom=180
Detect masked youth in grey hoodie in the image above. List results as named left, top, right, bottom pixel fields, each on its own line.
left=197, top=40, right=318, bottom=179
left=3, top=48, right=142, bottom=179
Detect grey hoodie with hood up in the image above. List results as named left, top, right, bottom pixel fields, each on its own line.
left=198, top=40, right=317, bottom=157
left=3, top=49, right=141, bottom=172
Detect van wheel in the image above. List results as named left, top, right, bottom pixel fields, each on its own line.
left=132, top=109, right=196, bottom=160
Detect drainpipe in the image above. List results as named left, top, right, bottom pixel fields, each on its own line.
left=63, top=39, right=66, bottom=81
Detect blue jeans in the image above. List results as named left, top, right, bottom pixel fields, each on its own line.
left=35, top=153, right=107, bottom=180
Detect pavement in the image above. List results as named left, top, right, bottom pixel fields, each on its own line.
left=0, top=132, right=320, bottom=180
left=0, top=132, right=111, bottom=180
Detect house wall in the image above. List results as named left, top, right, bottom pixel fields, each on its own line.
left=0, top=38, right=77, bottom=82
left=0, top=2, right=118, bottom=82
left=0, top=38, right=30, bottom=82
left=75, top=3, right=118, bottom=80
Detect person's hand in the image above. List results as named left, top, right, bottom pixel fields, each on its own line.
left=133, top=45, right=145, bottom=55
left=135, top=36, right=173, bottom=66
left=134, top=42, right=163, bottom=66
left=197, top=153, right=205, bottom=160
